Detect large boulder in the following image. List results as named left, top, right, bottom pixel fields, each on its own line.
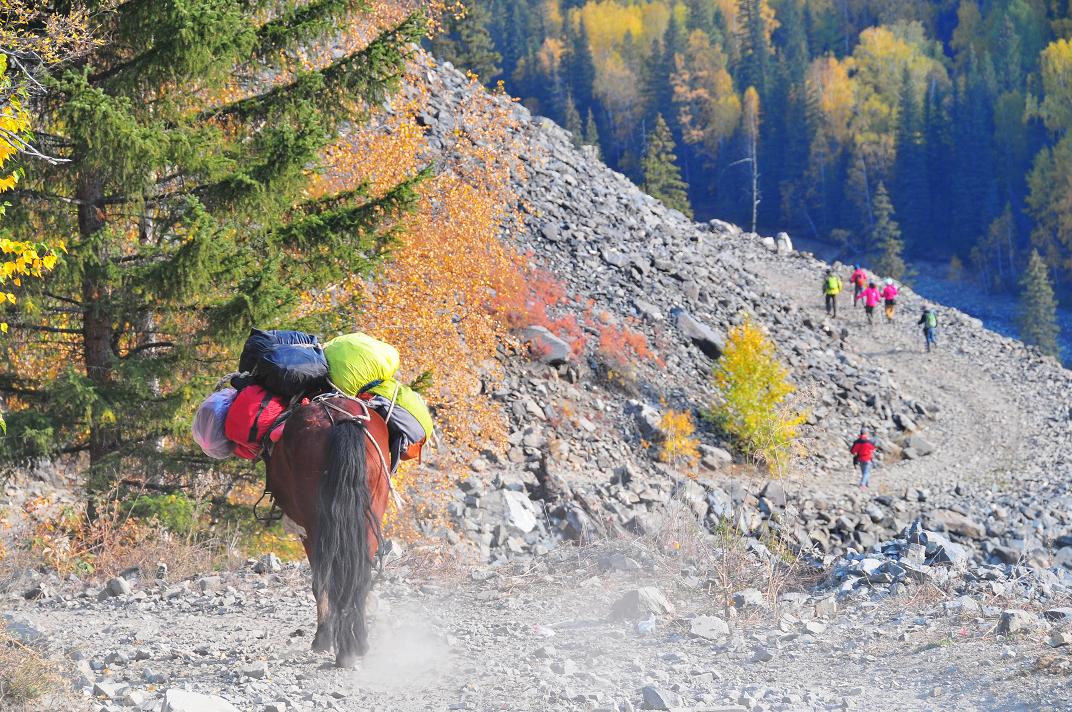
left=904, top=433, right=935, bottom=457
left=626, top=400, right=665, bottom=443
left=485, top=489, right=540, bottom=534
left=922, top=530, right=970, bottom=565
left=611, top=587, right=676, bottom=619
left=516, top=325, right=572, bottom=366
left=928, top=509, right=986, bottom=539
left=673, top=309, right=725, bottom=359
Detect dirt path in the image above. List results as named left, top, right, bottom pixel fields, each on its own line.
left=748, top=251, right=1032, bottom=498
left=7, top=547, right=1070, bottom=712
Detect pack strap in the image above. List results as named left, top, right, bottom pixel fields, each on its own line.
left=248, top=391, right=274, bottom=443
left=357, top=379, right=384, bottom=396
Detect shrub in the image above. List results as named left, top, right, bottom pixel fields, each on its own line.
left=708, top=319, right=804, bottom=475
left=657, top=410, right=700, bottom=468
left=126, top=493, right=197, bottom=535
left=598, top=323, right=656, bottom=369
left=496, top=265, right=588, bottom=357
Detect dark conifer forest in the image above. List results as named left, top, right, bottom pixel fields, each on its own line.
left=430, top=0, right=1072, bottom=296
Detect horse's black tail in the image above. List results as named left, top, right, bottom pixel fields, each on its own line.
left=313, top=419, right=378, bottom=666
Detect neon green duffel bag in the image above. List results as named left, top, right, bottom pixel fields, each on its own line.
left=323, top=332, right=399, bottom=396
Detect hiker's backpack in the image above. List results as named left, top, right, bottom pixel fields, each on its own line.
left=238, top=328, right=319, bottom=375
left=192, top=388, right=238, bottom=459
left=224, top=385, right=288, bottom=460
left=925, top=310, right=937, bottom=329
left=254, top=343, right=328, bottom=399
left=825, top=275, right=840, bottom=293
left=323, top=332, right=400, bottom=396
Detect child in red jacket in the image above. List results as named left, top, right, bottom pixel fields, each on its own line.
left=850, top=429, right=877, bottom=488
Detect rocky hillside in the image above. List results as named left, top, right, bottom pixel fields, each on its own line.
left=6, top=56, right=1072, bottom=712
left=411, top=60, right=1072, bottom=575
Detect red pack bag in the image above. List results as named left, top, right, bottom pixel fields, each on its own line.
left=224, top=385, right=288, bottom=460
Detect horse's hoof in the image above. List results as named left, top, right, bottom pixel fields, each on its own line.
left=335, top=653, right=359, bottom=668
left=311, top=630, right=332, bottom=654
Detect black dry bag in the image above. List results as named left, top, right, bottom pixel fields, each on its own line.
left=253, top=343, right=329, bottom=399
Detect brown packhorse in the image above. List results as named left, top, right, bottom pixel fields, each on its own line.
left=265, top=395, right=393, bottom=667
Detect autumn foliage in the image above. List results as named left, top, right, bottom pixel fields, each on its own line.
left=708, top=318, right=804, bottom=476
left=302, top=52, right=532, bottom=536
left=657, top=409, right=700, bottom=468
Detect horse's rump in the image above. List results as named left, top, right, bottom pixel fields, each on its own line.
left=266, top=396, right=393, bottom=557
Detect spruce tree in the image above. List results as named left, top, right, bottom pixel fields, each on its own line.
left=563, top=93, right=583, bottom=146
left=567, top=18, right=596, bottom=114
left=1018, top=249, right=1060, bottom=358
left=736, top=0, right=772, bottom=101
left=893, top=66, right=928, bottom=252
left=642, top=115, right=693, bottom=218
left=492, top=0, right=529, bottom=80
left=431, top=1, right=502, bottom=82
left=872, top=183, right=907, bottom=281
left=3, top=4, right=425, bottom=484
left=950, top=54, right=998, bottom=253
left=583, top=108, right=602, bottom=159
left=924, top=82, right=955, bottom=249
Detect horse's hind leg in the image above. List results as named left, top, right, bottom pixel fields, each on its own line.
left=311, top=588, right=333, bottom=654
left=304, top=539, right=333, bottom=655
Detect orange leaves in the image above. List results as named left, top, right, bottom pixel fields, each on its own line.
left=496, top=266, right=587, bottom=356
left=598, top=322, right=656, bottom=369
left=306, top=59, right=528, bottom=497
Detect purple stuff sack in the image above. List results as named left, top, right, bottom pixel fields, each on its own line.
left=193, top=388, right=238, bottom=459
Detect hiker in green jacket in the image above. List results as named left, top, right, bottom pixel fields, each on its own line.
left=919, top=307, right=938, bottom=353
left=822, top=268, right=842, bottom=318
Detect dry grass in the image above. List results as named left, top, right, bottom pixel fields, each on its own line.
left=536, top=498, right=821, bottom=626
left=0, top=628, right=77, bottom=712
left=1, top=495, right=254, bottom=587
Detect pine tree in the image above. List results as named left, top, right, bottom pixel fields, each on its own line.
left=872, top=183, right=908, bottom=280
left=563, top=93, right=583, bottom=145
left=583, top=108, right=602, bottom=159
left=447, top=1, right=503, bottom=82
left=3, top=4, right=425, bottom=484
left=1018, top=249, right=1060, bottom=358
left=736, top=0, right=773, bottom=101
left=893, top=66, right=928, bottom=252
left=642, top=115, right=692, bottom=217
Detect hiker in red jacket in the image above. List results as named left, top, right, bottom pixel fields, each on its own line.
left=849, top=265, right=867, bottom=307
left=850, top=429, right=877, bottom=488
left=860, top=282, right=882, bottom=325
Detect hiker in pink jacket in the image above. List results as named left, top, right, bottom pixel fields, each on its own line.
left=860, top=282, right=881, bottom=325
left=880, top=278, right=899, bottom=323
